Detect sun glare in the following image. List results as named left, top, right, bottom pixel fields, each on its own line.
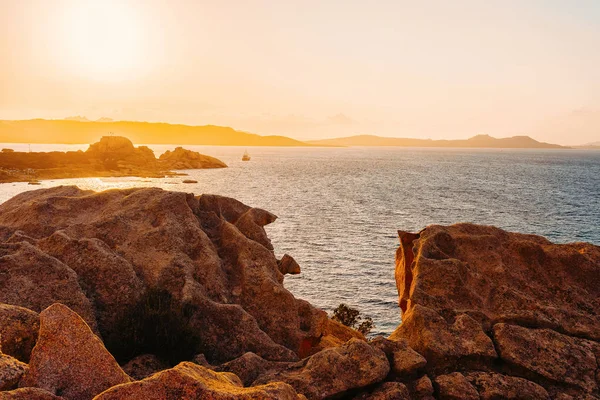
left=58, top=1, right=145, bottom=81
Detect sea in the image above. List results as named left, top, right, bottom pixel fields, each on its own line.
left=1, top=143, right=599, bottom=336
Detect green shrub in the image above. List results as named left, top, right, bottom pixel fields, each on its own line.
left=331, top=303, right=375, bottom=335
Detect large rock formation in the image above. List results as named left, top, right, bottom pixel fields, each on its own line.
left=2, top=187, right=598, bottom=399
left=391, top=223, right=600, bottom=399
left=0, top=136, right=226, bottom=182
left=86, top=136, right=150, bottom=160
left=0, top=186, right=341, bottom=364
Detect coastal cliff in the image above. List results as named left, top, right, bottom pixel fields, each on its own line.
left=0, top=136, right=226, bottom=183
left=391, top=224, right=600, bottom=400
left=0, top=188, right=598, bottom=399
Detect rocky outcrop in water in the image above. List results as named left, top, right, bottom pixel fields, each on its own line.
left=158, top=146, right=226, bottom=169
left=0, top=136, right=226, bottom=182
left=390, top=224, right=600, bottom=399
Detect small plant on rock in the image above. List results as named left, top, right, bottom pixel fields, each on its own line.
left=331, top=303, right=375, bottom=335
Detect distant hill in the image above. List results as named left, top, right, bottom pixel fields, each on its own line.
left=63, top=116, right=91, bottom=122
left=0, top=119, right=311, bottom=146
left=307, top=134, right=568, bottom=149
left=575, top=140, right=600, bottom=149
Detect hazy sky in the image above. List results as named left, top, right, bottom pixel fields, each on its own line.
left=1, top=0, right=599, bottom=144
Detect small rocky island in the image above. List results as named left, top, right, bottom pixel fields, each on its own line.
left=0, top=136, right=227, bottom=183
left=0, top=187, right=598, bottom=399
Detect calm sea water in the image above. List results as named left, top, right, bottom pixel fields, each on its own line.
left=1, top=144, right=599, bottom=335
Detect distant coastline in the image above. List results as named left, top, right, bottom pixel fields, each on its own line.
left=0, top=119, right=314, bottom=147
left=307, top=134, right=570, bottom=149
left=0, top=119, right=579, bottom=149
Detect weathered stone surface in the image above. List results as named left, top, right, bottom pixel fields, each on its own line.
left=0, top=242, right=98, bottom=333
left=19, top=304, right=130, bottom=400
left=86, top=136, right=138, bottom=156
left=353, top=382, right=410, bottom=400
left=0, top=187, right=337, bottom=363
left=93, top=362, right=303, bottom=399
left=493, top=323, right=598, bottom=393
left=36, top=231, right=144, bottom=350
left=389, top=304, right=496, bottom=372
left=278, top=254, right=301, bottom=275
left=465, top=372, right=550, bottom=400
left=553, top=393, right=600, bottom=400
left=191, top=354, right=212, bottom=368
left=0, top=354, right=28, bottom=391
left=434, top=372, right=479, bottom=400
left=394, top=224, right=600, bottom=340
left=0, top=387, right=65, bottom=399
left=391, top=224, right=600, bottom=398
left=254, top=338, right=390, bottom=400
left=122, top=354, right=169, bottom=381
left=215, top=352, right=290, bottom=387
left=372, top=337, right=426, bottom=377
left=0, top=304, right=39, bottom=362
left=303, top=318, right=364, bottom=357
left=413, top=375, right=435, bottom=400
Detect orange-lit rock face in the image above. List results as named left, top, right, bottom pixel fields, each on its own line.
left=391, top=223, right=600, bottom=398
left=395, top=224, right=600, bottom=339
left=93, top=362, right=303, bottom=400
left=19, top=304, right=130, bottom=399
left=0, top=186, right=329, bottom=364
left=255, top=338, right=390, bottom=400
left=86, top=136, right=138, bottom=157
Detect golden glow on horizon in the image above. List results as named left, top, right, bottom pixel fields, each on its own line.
left=57, top=1, right=146, bottom=81
left=1, top=1, right=599, bottom=145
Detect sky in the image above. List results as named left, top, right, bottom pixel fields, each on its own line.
left=1, top=0, right=599, bottom=145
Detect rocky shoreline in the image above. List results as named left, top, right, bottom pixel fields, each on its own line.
left=0, top=136, right=227, bottom=183
left=0, top=187, right=598, bottom=399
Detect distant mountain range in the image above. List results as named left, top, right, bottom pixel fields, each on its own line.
left=0, top=119, right=577, bottom=149
left=64, top=116, right=114, bottom=123
left=0, top=119, right=309, bottom=146
left=307, top=134, right=569, bottom=149
left=576, top=141, right=600, bottom=149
